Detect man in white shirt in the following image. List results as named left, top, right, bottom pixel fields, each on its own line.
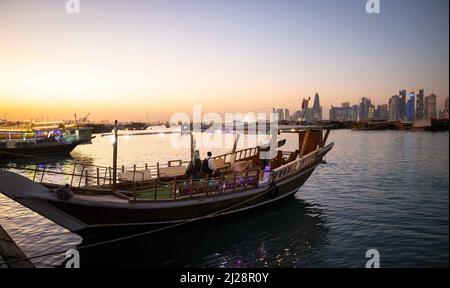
left=205, top=151, right=216, bottom=176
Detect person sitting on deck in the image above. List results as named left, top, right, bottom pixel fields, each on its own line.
left=185, top=150, right=202, bottom=179
left=202, top=151, right=216, bottom=176
left=56, top=184, right=73, bottom=200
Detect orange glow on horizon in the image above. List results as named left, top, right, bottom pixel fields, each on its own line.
left=0, top=0, right=448, bottom=122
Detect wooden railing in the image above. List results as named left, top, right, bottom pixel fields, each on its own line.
left=271, top=149, right=319, bottom=183
left=212, top=147, right=260, bottom=163
left=128, top=168, right=261, bottom=202
left=2, top=163, right=114, bottom=189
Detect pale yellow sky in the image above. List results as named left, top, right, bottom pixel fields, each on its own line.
left=0, top=0, right=448, bottom=121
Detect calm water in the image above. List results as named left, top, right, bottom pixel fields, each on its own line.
left=0, top=129, right=448, bottom=268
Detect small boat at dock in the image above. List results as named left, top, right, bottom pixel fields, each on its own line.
left=0, top=121, right=94, bottom=158
left=0, top=128, right=333, bottom=236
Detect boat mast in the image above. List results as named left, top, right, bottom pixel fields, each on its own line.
left=190, top=122, right=194, bottom=162
left=74, top=113, right=79, bottom=128
left=113, top=120, right=118, bottom=191
left=231, top=133, right=240, bottom=164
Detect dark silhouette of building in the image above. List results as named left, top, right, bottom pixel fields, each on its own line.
left=415, top=89, right=425, bottom=120
left=424, top=93, right=437, bottom=119
left=310, top=93, right=323, bottom=122
left=359, top=97, right=372, bottom=120
left=407, top=92, right=415, bottom=121
left=389, top=95, right=401, bottom=120
left=329, top=102, right=358, bottom=122
left=439, top=97, right=449, bottom=118
left=374, top=104, right=388, bottom=120
left=300, top=93, right=322, bottom=123
left=399, top=89, right=407, bottom=120
left=284, top=109, right=290, bottom=121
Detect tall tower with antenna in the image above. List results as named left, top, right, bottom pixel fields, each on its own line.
left=311, top=92, right=323, bottom=122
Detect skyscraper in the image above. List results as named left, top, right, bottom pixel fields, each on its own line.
left=359, top=97, right=372, bottom=120
left=380, top=104, right=389, bottom=120
left=399, top=89, right=407, bottom=120
left=329, top=102, right=358, bottom=122
left=415, top=89, right=425, bottom=120
left=277, top=108, right=284, bottom=121
left=311, top=93, right=322, bottom=122
left=389, top=95, right=401, bottom=121
left=284, top=109, right=290, bottom=121
left=368, top=105, right=375, bottom=120
left=440, top=97, right=449, bottom=119
left=407, top=92, right=415, bottom=121
left=352, top=105, right=360, bottom=121
left=424, top=93, right=437, bottom=119
left=303, top=93, right=322, bottom=123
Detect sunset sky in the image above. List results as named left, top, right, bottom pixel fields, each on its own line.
left=0, top=0, right=448, bottom=121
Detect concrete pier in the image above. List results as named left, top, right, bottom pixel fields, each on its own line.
left=0, top=225, right=34, bottom=268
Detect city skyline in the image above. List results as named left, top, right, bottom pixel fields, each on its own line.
left=329, top=88, right=448, bottom=122
left=0, top=0, right=449, bottom=121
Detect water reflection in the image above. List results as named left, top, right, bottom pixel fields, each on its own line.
left=2, top=130, right=447, bottom=267
left=75, top=198, right=328, bottom=268
left=0, top=152, right=98, bottom=186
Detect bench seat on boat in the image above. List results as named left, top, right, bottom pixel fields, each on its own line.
left=158, top=165, right=187, bottom=178
left=119, top=170, right=153, bottom=182
left=119, top=165, right=187, bottom=183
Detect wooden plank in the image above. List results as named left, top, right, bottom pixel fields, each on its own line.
left=0, top=225, right=34, bottom=268
left=299, top=129, right=311, bottom=157
left=320, top=128, right=331, bottom=148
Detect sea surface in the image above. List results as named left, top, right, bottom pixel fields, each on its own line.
left=0, top=129, right=448, bottom=268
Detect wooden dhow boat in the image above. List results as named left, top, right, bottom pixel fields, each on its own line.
left=0, top=121, right=94, bottom=158
left=0, top=128, right=333, bottom=236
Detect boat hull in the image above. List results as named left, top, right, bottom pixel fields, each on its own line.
left=0, top=138, right=93, bottom=158
left=0, top=160, right=319, bottom=236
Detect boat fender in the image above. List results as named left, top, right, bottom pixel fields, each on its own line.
left=56, top=184, right=74, bottom=200
left=268, top=182, right=279, bottom=199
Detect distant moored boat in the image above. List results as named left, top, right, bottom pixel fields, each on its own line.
left=0, top=121, right=94, bottom=158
